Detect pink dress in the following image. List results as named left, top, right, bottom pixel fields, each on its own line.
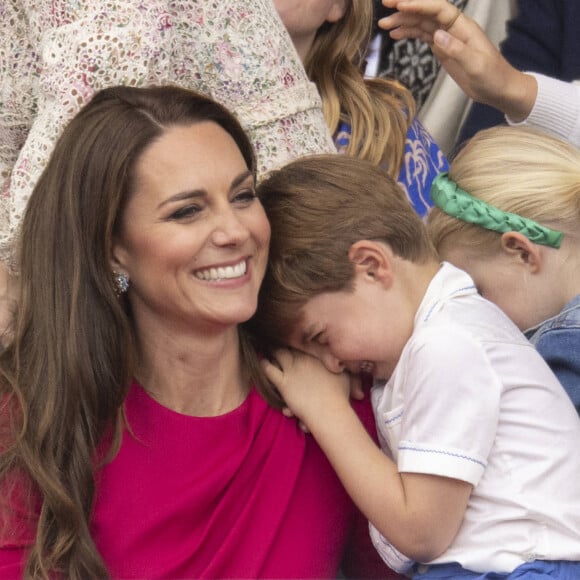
left=0, top=383, right=401, bottom=579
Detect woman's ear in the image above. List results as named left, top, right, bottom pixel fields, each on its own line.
left=348, top=240, right=394, bottom=287
left=110, top=238, right=129, bottom=278
left=500, top=231, right=542, bottom=273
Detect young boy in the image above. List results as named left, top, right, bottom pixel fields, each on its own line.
left=252, top=154, right=580, bottom=579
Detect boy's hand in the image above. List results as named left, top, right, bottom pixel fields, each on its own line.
left=261, top=348, right=352, bottom=428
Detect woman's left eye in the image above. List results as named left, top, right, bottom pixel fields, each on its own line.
left=169, top=205, right=201, bottom=220
left=233, top=189, right=257, bottom=204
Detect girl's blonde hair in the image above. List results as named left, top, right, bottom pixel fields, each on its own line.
left=305, top=0, right=415, bottom=174
left=428, top=126, right=580, bottom=259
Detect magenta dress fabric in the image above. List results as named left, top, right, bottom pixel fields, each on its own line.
left=0, top=382, right=399, bottom=579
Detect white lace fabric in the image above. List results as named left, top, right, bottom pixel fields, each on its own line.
left=0, top=1, right=334, bottom=271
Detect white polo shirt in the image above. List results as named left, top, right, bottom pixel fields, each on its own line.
left=370, top=262, right=580, bottom=574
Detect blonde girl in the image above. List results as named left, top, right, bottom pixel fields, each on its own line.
left=428, top=125, right=580, bottom=413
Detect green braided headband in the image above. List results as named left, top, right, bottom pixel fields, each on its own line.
left=430, top=173, right=563, bottom=249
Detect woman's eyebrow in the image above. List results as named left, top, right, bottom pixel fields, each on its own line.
left=157, top=170, right=254, bottom=210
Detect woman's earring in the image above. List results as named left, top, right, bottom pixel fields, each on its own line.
left=113, top=271, right=130, bottom=297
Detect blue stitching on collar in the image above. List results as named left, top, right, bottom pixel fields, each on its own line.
left=423, top=284, right=477, bottom=322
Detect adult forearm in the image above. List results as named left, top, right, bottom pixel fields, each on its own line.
left=491, top=69, right=537, bottom=123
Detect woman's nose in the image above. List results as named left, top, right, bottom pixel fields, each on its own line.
left=211, top=209, right=250, bottom=246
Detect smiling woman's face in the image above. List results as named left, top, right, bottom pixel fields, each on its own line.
left=111, top=121, right=271, bottom=333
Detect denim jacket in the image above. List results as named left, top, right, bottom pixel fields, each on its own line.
left=525, top=294, right=580, bottom=416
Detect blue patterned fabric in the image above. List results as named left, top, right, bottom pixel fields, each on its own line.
left=334, top=117, right=448, bottom=217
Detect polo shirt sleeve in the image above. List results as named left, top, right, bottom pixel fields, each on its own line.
left=396, top=326, right=501, bottom=486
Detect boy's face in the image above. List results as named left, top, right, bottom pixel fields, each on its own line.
left=286, top=276, right=414, bottom=381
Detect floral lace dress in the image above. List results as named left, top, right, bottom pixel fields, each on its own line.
left=0, top=0, right=335, bottom=270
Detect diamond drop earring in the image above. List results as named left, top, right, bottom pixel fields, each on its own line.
left=113, top=271, right=130, bottom=297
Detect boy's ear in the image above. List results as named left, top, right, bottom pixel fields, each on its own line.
left=348, top=240, right=393, bottom=287
left=500, top=232, right=542, bottom=273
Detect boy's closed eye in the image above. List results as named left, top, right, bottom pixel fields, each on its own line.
left=309, top=331, right=327, bottom=345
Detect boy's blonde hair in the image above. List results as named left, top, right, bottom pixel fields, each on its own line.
left=251, top=154, right=437, bottom=348
left=428, top=126, right=580, bottom=259
left=305, top=0, right=415, bottom=173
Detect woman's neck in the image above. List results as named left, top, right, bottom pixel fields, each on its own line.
left=134, top=324, right=249, bottom=417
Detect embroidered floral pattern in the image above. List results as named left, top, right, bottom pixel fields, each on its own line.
left=0, top=1, right=334, bottom=270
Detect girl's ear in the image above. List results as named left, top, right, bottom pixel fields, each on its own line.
left=348, top=240, right=394, bottom=287
left=327, top=0, right=347, bottom=23
left=500, top=232, right=542, bottom=273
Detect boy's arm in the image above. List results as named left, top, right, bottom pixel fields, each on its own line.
left=340, top=396, right=408, bottom=579
left=262, top=350, right=471, bottom=563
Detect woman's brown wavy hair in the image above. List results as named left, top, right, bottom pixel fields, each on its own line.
left=0, top=85, right=265, bottom=578
left=305, top=0, right=415, bottom=173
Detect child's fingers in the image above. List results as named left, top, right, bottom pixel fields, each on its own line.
left=260, top=357, right=285, bottom=385
left=262, top=348, right=294, bottom=372
left=349, top=374, right=365, bottom=401
left=282, top=405, right=309, bottom=432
